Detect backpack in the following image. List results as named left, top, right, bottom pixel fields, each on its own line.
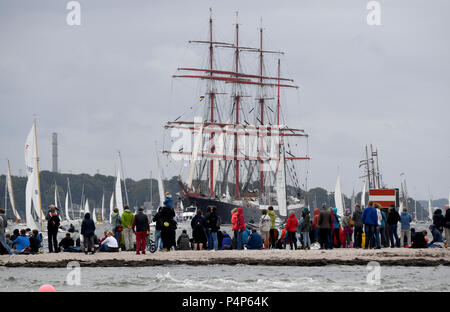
left=348, top=217, right=355, bottom=227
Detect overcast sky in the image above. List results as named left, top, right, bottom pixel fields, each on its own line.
left=1, top=0, right=449, bottom=200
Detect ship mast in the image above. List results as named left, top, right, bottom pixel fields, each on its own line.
left=208, top=8, right=216, bottom=198
left=258, top=22, right=265, bottom=196
left=233, top=12, right=240, bottom=200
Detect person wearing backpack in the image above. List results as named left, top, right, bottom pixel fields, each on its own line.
left=207, top=206, right=220, bottom=251
left=259, top=209, right=271, bottom=249
left=191, top=209, right=207, bottom=250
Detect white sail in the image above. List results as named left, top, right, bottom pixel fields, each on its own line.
left=115, top=167, right=124, bottom=214
left=7, top=162, right=21, bottom=221
left=24, top=123, right=41, bottom=230
left=428, top=198, right=433, bottom=222
left=84, top=199, right=90, bottom=215
left=92, top=206, right=97, bottom=223
left=361, top=179, right=367, bottom=208
left=276, top=147, right=287, bottom=217
left=109, top=192, right=114, bottom=223
left=334, top=172, right=344, bottom=217
left=101, top=192, right=105, bottom=222
left=157, top=153, right=165, bottom=207
left=65, top=192, right=71, bottom=222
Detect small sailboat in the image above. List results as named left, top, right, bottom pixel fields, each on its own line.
left=5, top=160, right=22, bottom=223
left=334, top=170, right=344, bottom=217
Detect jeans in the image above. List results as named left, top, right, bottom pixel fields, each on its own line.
left=269, top=229, right=276, bottom=248
left=319, top=229, right=330, bottom=249
left=99, top=244, right=109, bottom=252
left=234, top=230, right=243, bottom=250
left=379, top=226, right=387, bottom=247
left=333, top=228, right=341, bottom=248
left=388, top=224, right=400, bottom=247
left=302, top=232, right=311, bottom=247
left=375, top=227, right=381, bottom=248
left=364, top=224, right=376, bottom=249
left=0, top=234, right=12, bottom=255
left=48, top=231, right=59, bottom=253
left=154, top=229, right=163, bottom=250
left=313, top=228, right=319, bottom=243
left=354, top=226, right=363, bottom=248
left=205, top=228, right=213, bottom=250
left=288, top=231, right=297, bottom=249
left=211, top=231, right=218, bottom=250
left=113, top=228, right=121, bottom=245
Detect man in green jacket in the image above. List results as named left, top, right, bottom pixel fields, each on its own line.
left=121, top=206, right=135, bottom=251
left=268, top=206, right=277, bottom=249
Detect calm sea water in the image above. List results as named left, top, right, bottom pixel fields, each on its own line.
left=1, top=265, right=449, bottom=292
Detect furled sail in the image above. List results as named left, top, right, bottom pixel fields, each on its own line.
left=276, top=146, right=287, bottom=217
left=334, top=172, right=344, bottom=217
left=7, top=161, right=21, bottom=221
left=24, top=123, right=40, bottom=230
left=65, top=191, right=71, bottom=222
left=115, top=167, right=124, bottom=214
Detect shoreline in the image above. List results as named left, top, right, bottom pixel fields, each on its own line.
left=1, top=249, right=449, bottom=268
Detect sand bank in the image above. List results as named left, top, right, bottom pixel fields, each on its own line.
left=1, top=248, right=449, bottom=268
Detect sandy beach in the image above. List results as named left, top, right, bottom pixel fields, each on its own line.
left=1, top=248, right=449, bottom=268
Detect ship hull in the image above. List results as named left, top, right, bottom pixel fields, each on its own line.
left=185, top=195, right=262, bottom=225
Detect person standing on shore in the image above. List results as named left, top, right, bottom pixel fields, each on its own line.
left=362, top=201, right=378, bottom=249
left=352, top=205, right=363, bottom=248
left=231, top=208, right=245, bottom=250
left=204, top=206, right=213, bottom=250
left=47, top=210, right=61, bottom=253
left=318, top=205, right=332, bottom=249
left=342, top=209, right=354, bottom=248
left=132, top=207, right=150, bottom=255
left=207, top=206, right=220, bottom=250
left=286, top=211, right=299, bottom=250
left=121, top=206, right=135, bottom=251
left=81, top=212, right=96, bottom=255
left=444, top=205, right=450, bottom=245
left=331, top=207, right=341, bottom=248
left=432, top=208, right=445, bottom=234
left=0, top=209, right=12, bottom=255
left=268, top=206, right=277, bottom=249
left=191, top=209, right=207, bottom=250
left=111, top=208, right=122, bottom=244
left=399, top=207, right=412, bottom=247
left=387, top=205, right=401, bottom=248
left=312, top=207, right=320, bottom=244
left=152, top=207, right=164, bottom=251
left=259, top=209, right=271, bottom=249
left=300, top=208, right=311, bottom=249
left=160, top=204, right=176, bottom=251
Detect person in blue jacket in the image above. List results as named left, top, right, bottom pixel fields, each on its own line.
left=163, top=192, right=173, bottom=209
left=241, top=227, right=251, bottom=248
left=361, top=201, right=378, bottom=249
left=399, top=208, right=412, bottom=247
left=427, top=224, right=444, bottom=248
left=221, top=231, right=232, bottom=250
left=246, top=229, right=263, bottom=250
left=12, top=229, right=30, bottom=254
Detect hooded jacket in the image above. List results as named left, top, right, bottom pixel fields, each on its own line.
left=318, top=208, right=332, bottom=229
left=429, top=225, right=443, bottom=245
left=233, top=208, right=245, bottom=231
left=121, top=209, right=135, bottom=228
left=47, top=214, right=60, bottom=233
left=399, top=211, right=412, bottom=230
left=312, top=208, right=320, bottom=229
left=177, top=233, right=191, bottom=250
left=111, top=212, right=122, bottom=228
left=164, top=196, right=173, bottom=209
left=133, top=211, right=150, bottom=233
left=387, top=209, right=400, bottom=225
left=433, top=209, right=445, bottom=229
left=352, top=207, right=363, bottom=228
left=81, top=213, right=96, bottom=238
left=268, top=210, right=277, bottom=229
left=362, top=206, right=378, bottom=226
left=301, top=210, right=311, bottom=232
left=332, top=208, right=340, bottom=229
left=286, top=212, right=299, bottom=232
left=247, top=231, right=263, bottom=250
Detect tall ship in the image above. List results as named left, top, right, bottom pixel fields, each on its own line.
left=161, top=11, right=310, bottom=224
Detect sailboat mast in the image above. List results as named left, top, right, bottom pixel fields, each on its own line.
left=233, top=12, right=240, bottom=200
left=208, top=8, right=215, bottom=198
left=259, top=24, right=265, bottom=195
left=34, top=119, right=44, bottom=231
left=375, top=149, right=381, bottom=188
left=4, top=170, right=7, bottom=217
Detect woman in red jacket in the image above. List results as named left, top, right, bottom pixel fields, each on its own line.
left=286, top=211, right=299, bottom=250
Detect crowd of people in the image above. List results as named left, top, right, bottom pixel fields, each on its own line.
left=1, top=198, right=449, bottom=255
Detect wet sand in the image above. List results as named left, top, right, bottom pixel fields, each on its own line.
left=1, top=248, right=449, bottom=268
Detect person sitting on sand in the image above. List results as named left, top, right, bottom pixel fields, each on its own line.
left=99, top=232, right=119, bottom=252
left=99, top=230, right=109, bottom=246
left=177, top=229, right=191, bottom=250
left=411, top=230, right=427, bottom=248
left=29, top=230, right=42, bottom=253
left=246, top=229, right=263, bottom=250
left=59, top=233, right=75, bottom=252
left=10, top=229, right=20, bottom=242
left=221, top=231, right=232, bottom=250
left=12, top=229, right=30, bottom=254
left=427, top=225, right=444, bottom=248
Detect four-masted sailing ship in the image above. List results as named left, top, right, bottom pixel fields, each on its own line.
left=162, top=11, right=310, bottom=224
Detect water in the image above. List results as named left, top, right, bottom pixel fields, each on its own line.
left=1, top=265, right=449, bottom=292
